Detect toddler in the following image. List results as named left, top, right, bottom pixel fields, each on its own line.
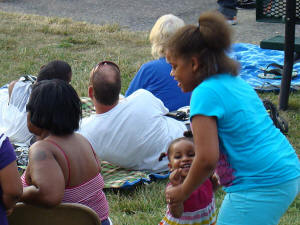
left=159, top=132, right=218, bottom=225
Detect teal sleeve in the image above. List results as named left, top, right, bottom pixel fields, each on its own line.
left=190, top=85, right=225, bottom=120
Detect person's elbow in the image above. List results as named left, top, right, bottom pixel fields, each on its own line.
left=22, top=184, right=64, bottom=208
left=40, top=197, right=61, bottom=208
left=207, top=154, right=219, bottom=171
left=197, top=149, right=219, bottom=172
left=37, top=188, right=63, bottom=207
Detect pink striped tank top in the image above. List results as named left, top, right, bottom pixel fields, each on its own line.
left=21, top=173, right=109, bottom=221
left=21, top=139, right=109, bottom=221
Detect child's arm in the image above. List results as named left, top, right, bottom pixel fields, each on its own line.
left=166, top=170, right=184, bottom=218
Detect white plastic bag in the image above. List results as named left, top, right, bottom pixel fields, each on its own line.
left=0, top=80, right=33, bottom=146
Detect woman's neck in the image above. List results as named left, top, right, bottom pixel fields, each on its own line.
left=36, top=130, right=50, bottom=141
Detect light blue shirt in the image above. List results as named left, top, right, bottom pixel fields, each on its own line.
left=190, top=74, right=300, bottom=192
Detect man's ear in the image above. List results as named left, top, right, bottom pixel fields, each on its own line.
left=88, top=85, right=94, bottom=99
left=191, top=56, right=200, bottom=73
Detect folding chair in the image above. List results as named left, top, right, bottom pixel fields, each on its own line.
left=8, top=202, right=102, bottom=225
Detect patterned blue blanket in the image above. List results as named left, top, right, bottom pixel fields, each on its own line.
left=229, top=43, right=300, bottom=91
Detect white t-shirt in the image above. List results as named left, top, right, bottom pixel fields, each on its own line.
left=78, top=89, right=187, bottom=172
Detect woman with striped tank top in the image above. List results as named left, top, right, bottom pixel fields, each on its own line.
left=20, top=79, right=112, bottom=225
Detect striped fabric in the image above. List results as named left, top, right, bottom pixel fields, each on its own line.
left=21, top=173, right=109, bottom=221
left=160, top=199, right=216, bottom=225
left=159, top=179, right=216, bottom=225
left=62, top=173, right=109, bottom=221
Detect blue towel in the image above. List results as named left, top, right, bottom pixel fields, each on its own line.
left=229, top=43, right=300, bottom=91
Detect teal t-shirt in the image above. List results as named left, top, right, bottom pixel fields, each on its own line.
left=190, top=74, right=300, bottom=192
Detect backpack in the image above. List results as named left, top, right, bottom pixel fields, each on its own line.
left=262, top=99, right=288, bottom=134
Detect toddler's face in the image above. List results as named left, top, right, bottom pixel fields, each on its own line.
left=169, top=140, right=195, bottom=178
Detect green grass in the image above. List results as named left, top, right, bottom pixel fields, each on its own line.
left=0, top=11, right=151, bottom=96
left=0, top=10, right=299, bottom=225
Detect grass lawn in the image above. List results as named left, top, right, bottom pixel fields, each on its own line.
left=0, top=10, right=299, bottom=225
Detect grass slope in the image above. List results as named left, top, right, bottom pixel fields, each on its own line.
left=0, top=10, right=299, bottom=225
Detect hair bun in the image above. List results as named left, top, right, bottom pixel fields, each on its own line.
left=198, top=11, right=232, bottom=51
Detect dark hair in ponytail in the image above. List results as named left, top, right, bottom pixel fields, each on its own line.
left=166, top=11, right=239, bottom=84
left=158, top=152, right=168, bottom=161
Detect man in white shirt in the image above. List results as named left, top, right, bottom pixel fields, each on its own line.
left=78, top=61, right=187, bottom=172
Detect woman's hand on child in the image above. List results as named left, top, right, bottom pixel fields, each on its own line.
left=165, top=184, right=188, bottom=206
left=169, top=169, right=183, bottom=186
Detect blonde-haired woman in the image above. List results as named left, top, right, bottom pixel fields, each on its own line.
left=125, top=14, right=191, bottom=111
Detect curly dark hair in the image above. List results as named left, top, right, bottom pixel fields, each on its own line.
left=166, top=11, right=240, bottom=84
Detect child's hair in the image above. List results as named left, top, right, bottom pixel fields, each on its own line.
left=166, top=11, right=239, bottom=84
left=159, top=130, right=194, bottom=161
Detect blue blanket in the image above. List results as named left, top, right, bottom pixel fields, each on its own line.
left=229, top=43, right=300, bottom=91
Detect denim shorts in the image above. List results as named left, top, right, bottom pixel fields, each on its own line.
left=217, top=177, right=300, bottom=225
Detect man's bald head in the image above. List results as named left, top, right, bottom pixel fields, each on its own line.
left=90, top=62, right=121, bottom=105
